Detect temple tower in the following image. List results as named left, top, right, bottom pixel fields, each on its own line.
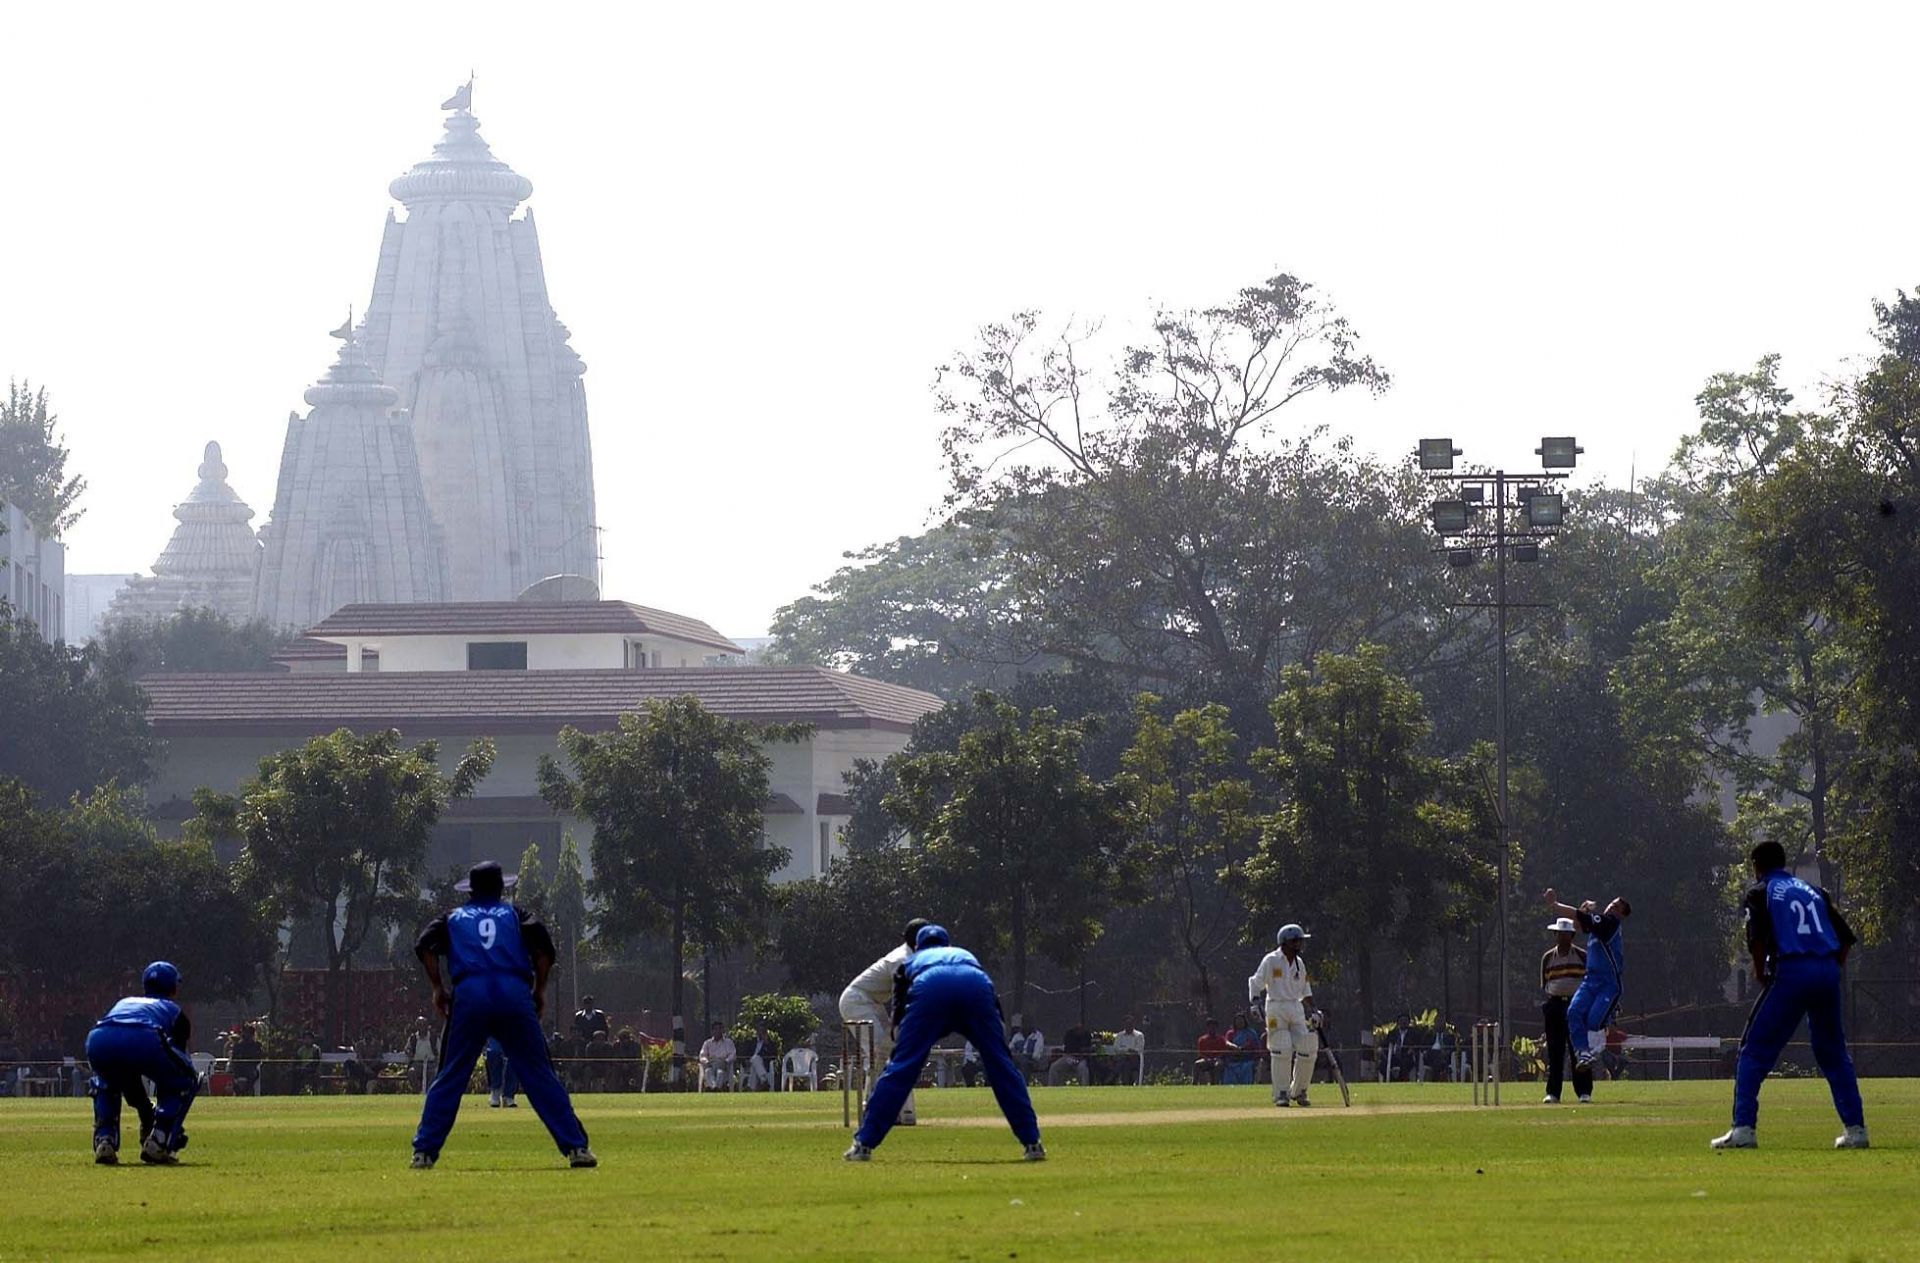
left=104, top=441, right=261, bottom=625
left=358, top=89, right=597, bottom=600
left=252, top=332, right=448, bottom=628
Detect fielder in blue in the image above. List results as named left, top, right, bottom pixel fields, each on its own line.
left=411, top=861, right=595, bottom=1169
left=844, top=924, right=1043, bottom=1162
left=1543, top=886, right=1631, bottom=1075
left=1712, top=840, right=1867, bottom=1150
left=86, top=960, right=196, bottom=1165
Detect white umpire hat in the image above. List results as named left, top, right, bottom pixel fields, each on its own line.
left=1548, top=916, right=1577, bottom=933
left=1276, top=923, right=1310, bottom=944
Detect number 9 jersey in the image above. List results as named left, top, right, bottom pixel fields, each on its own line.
left=416, top=899, right=554, bottom=1012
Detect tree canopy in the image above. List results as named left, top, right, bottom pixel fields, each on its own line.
left=0, top=380, right=84, bottom=537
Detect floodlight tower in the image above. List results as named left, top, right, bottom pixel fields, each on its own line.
left=1419, top=436, right=1582, bottom=1067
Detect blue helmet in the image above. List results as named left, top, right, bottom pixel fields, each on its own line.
left=915, top=924, right=951, bottom=950
left=142, top=960, right=181, bottom=997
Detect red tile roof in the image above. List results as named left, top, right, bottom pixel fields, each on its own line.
left=141, top=667, right=943, bottom=737
left=305, top=601, right=745, bottom=656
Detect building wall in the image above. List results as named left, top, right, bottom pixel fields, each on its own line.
left=64, top=574, right=136, bottom=643
left=334, top=631, right=723, bottom=672
left=2, top=504, right=66, bottom=641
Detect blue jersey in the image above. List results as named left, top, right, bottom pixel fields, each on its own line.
left=1578, top=910, right=1623, bottom=985
left=903, top=944, right=985, bottom=984
left=1758, top=870, right=1842, bottom=958
left=94, top=996, right=187, bottom=1047
left=417, top=899, right=554, bottom=1011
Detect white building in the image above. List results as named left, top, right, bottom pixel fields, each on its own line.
left=142, top=599, right=941, bottom=883
left=2, top=503, right=65, bottom=641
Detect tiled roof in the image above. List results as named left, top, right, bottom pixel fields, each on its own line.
left=271, top=638, right=378, bottom=664
left=141, top=667, right=944, bottom=737
left=305, top=601, right=745, bottom=655
left=816, top=793, right=854, bottom=816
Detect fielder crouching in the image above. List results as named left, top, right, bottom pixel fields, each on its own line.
left=1249, top=923, right=1320, bottom=1107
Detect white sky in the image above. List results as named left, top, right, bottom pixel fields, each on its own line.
left=4, top=2, right=1915, bottom=636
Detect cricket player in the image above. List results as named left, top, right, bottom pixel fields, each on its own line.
left=839, top=918, right=929, bottom=1126
left=411, top=861, right=595, bottom=1169
left=1248, top=924, right=1319, bottom=1106
left=1712, top=840, right=1867, bottom=1150
left=844, top=924, right=1042, bottom=1161
left=85, top=961, right=197, bottom=1165
left=1542, top=887, right=1630, bottom=1069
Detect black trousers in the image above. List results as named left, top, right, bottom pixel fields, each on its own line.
left=1542, top=996, right=1593, bottom=1098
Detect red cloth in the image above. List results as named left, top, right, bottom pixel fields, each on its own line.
left=1195, top=1032, right=1229, bottom=1054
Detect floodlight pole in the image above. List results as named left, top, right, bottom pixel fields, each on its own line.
left=1493, top=473, right=1510, bottom=1062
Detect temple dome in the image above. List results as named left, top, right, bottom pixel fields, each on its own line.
left=388, top=109, right=533, bottom=209
left=104, top=441, right=260, bottom=625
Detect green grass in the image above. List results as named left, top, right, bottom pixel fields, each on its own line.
left=3, top=1079, right=1917, bottom=1260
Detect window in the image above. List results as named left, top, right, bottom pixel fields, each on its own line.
left=625, top=639, right=646, bottom=669
left=467, top=641, right=528, bottom=671
left=819, top=821, right=831, bottom=874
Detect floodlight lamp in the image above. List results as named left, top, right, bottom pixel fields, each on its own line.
left=1431, top=499, right=1470, bottom=534
left=1526, top=493, right=1565, bottom=528
left=1419, top=439, right=1462, bottom=471
left=1537, top=436, right=1584, bottom=469
left=1447, top=548, right=1477, bottom=568
left=1513, top=542, right=1541, bottom=563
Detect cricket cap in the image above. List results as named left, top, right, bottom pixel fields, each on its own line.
left=1276, top=924, right=1310, bottom=944
left=915, top=924, right=951, bottom=950
left=1549, top=916, right=1578, bottom=933
left=142, top=960, right=181, bottom=997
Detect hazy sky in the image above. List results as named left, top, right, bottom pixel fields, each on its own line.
left=5, top=3, right=1916, bottom=637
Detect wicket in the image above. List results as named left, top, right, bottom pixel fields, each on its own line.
left=840, top=1020, right=876, bottom=1128
left=1470, top=1020, right=1501, bottom=1106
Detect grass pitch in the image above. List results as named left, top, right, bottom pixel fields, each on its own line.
left=4, top=1079, right=1917, bottom=1260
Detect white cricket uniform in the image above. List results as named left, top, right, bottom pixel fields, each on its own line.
left=1249, top=948, right=1317, bottom=1102
left=839, top=944, right=915, bottom=1122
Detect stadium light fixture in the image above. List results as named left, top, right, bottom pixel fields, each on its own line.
left=1431, top=499, right=1470, bottom=534
left=1537, top=436, right=1584, bottom=469
left=1419, top=439, right=1462, bottom=471
left=1526, top=493, right=1565, bottom=528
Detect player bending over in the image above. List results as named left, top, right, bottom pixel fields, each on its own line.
left=1711, top=840, right=1867, bottom=1150
left=844, top=924, right=1043, bottom=1162
left=1249, top=924, right=1320, bottom=1106
left=86, top=961, right=197, bottom=1165
left=1542, top=887, right=1629, bottom=1075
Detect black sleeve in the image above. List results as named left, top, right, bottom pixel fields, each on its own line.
left=516, top=906, right=557, bottom=962
left=415, top=914, right=450, bottom=958
left=1575, top=907, right=1598, bottom=933
left=1817, top=887, right=1857, bottom=949
left=890, top=963, right=910, bottom=1028
left=1743, top=882, right=1773, bottom=959
left=171, top=1011, right=192, bottom=1050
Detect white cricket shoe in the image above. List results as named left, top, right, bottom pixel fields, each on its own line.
left=843, top=1141, right=874, bottom=1162
left=488, top=1091, right=502, bottom=1108
left=1577, top=1094, right=1592, bottom=1104
left=139, top=1134, right=177, bottom=1165
left=1541, top=1094, right=1558, bottom=1105
left=1023, top=1143, right=1047, bottom=1161
left=93, top=1139, right=118, bottom=1165
left=1710, top=1126, right=1757, bottom=1149
left=1835, top=1125, right=1870, bottom=1149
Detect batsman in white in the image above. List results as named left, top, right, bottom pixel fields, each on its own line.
left=1249, top=923, right=1321, bottom=1106
left=839, top=917, right=930, bottom=1127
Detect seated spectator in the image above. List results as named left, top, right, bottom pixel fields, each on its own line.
left=573, top=996, right=610, bottom=1045
left=1425, top=1025, right=1458, bottom=1083
left=1110, top=1017, right=1145, bottom=1085
left=1048, top=1023, right=1094, bottom=1086
left=1011, top=1024, right=1047, bottom=1082
left=342, top=1040, right=375, bottom=1094
left=293, top=1032, right=322, bottom=1095
left=961, top=1041, right=983, bottom=1087
left=1224, top=1012, right=1261, bottom=1085
left=698, top=1021, right=736, bottom=1090
left=1194, top=1019, right=1229, bottom=1085
left=740, top=1024, right=780, bottom=1092
left=611, top=1028, right=642, bottom=1091
left=585, top=1029, right=614, bottom=1092
left=231, top=1025, right=265, bottom=1097
left=1382, top=1013, right=1420, bottom=1082
left=549, top=1030, right=577, bottom=1088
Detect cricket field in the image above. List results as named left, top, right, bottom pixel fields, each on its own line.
left=3, top=1080, right=1916, bottom=1260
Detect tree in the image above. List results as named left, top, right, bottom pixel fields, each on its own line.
left=537, top=698, right=803, bottom=1063
left=1247, top=646, right=1495, bottom=1026
left=0, top=380, right=84, bottom=536
left=774, top=842, right=931, bottom=997
left=883, top=691, right=1143, bottom=1016
left=96, top=608, right=292, bottom=675
left=1121, top=694, right=1256, bottom=1017
left=0, top=609, right=155, bottom=800
left=188, top=728, right=494, bottom=1041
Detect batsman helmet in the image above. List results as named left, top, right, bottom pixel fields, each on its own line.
left=1276, top=924, right=1310, bottom=945
left=142, top=960, right=181, bottom=997
left=915, top=924, right=951, bottom=950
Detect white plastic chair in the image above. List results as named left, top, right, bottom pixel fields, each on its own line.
left=190, top=1052, right=215, bottom=1086
left=781, top=1047, right=819, bottom=1091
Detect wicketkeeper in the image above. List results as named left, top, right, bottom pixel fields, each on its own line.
left=839, top=918, right=928, bottom=1126
left=1249, top=923, right=1320, bottom=1107
left=86, top=961, right=197, bottom=1165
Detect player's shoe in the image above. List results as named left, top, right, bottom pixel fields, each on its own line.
left=843, top=1142, right=874, bottom=1162
left=1576, top=1094, right=1592, bottom=1104
left=489, top=1091, right=502, bottom=1107
left=566, top=1147, right=598, bottom=1168
left=1541, top=1094, right=1558, bottom=1104
left=1273, top=1096, right=1290, bottom=1107
left=1023, top=1143, right=1047, bottom=1161
left=93, top=1139, right=118, bottom=1165
left=1292, top=1093, right=1311, bottom=1107
left=139, top=1134, right=178, bottom=1165
left=504, top=1096, right=517, bottom=1108
left=1835, top=1125, right=1870, bottom=1149
left=409, top=1151, right=436, bottom=1169
left=1709, top=1125, right=1757, bottom=1149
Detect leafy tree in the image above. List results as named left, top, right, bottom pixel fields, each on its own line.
left=537, top=698, right=804, bottom=1060
left=774, top=842, right=931, bottom=996
left=731, top=991, right=820, bottom=1052
left=96, top=607, right=292, bottom=675
left=0, top=380, right=84, bottom=536
left=1121, top=694, right=1256, bottom=1017
left=883, top=691, right=1143, bottom=1016
left=1247, top=645, right=1495, bottom=1025
left=188, top=728, right=494, bottom=1041
left=0, top=609, right=155, bottom=800
left=515, top=840, right=550, bottom=918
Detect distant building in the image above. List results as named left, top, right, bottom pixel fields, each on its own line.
left=64, top=574, right=136, bottom=644
left=104, top=442, right=260, bottom=627
left=2, top=503, right=65, bottom=641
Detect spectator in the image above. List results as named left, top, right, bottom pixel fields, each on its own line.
left=1382, top=1013, right=1419, bottom=1082
left=573, top=995, right=610, bottom=1045
left=293, top=1031, right=322, bottom=1095
left=1010, top=1023, right=1047, bottom=1082
left=31, top=1032, right=63, bottom=1094
left=960, top=1041, right=983, bottom=1087
left=741, top=1024, right=780, bottom=1092
left=408, top=1016, right=439, bottom=1091
left=1426, top=1024, right=1459, bottom=1084
left=549, top=1030, right=577, bottom=1088
left=1194, top=1019, right=1229, bottom=1085
left=1048, top=1023, right=1094, bottom=1086
left=698, top=1021, right=736, bottom=1090
left=1601, top=1024, right=1629, bottom=1080
left=486, top=1036, right=519, bottom=1107
left=232, top=1025, right=265, bottom=1097
left=342, top=1037, right=375, bottom=1094
left=1224, top=1012, right=1261, bottom=1086
left=611, top=1028, right=641, bottom=1091
left=1110, top=1017, right=1145, bottom=1085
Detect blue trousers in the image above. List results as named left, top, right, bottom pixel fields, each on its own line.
left=1733, top=955, right=1863, bottom=1129
left=1565, top=977, right=1619, bottom=1063
left=485, top=1039, right=519, bottom=1099
left=855, top=966, right=1039, bottom=1150
left=413, top=1002, right=587, bottom=1157
left=86, top=1026, right=196, bottom=1152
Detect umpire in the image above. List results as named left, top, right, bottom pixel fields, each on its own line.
left=1540, top=917, right=1592, bottom=1104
